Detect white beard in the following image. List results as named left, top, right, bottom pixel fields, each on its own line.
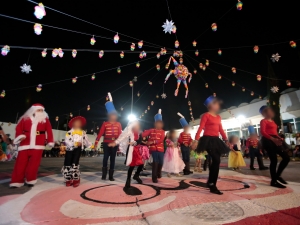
left=33, top=112, right=47, bottom=123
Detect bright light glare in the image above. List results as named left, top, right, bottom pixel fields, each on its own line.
left=127, top=114, right=137, bottom=121
left=237, top=115, right=246, bottom=122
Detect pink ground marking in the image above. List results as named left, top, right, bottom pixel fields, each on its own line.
left=0, top=172, right=55, bottom=180
left=0, top=194, right=21, bottom=205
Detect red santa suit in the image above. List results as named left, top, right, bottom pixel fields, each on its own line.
left=10, top=104, right=54, bottom=188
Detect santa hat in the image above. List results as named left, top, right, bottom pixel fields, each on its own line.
left=177, top=112, right=189, bottom=127
left=68, top=116, right=86, bottom=129
left=154, top=109, right=162, bottom=122
left=105, top=92, right=117, bottom=115
left=31, top=103, right=45, bottom=110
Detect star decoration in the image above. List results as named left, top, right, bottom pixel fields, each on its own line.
left=271, top=53, right=281, bottom=63
left=162, top=19, right=175, bottom=34
left=161, top=93, right=167, bottom=99
left=20, top=64, right=32, bottom=74
left=270, top=86, right=279, bottom=93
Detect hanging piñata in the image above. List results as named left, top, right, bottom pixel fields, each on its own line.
left=250, top=91, right=254, bottom=96
left=136, top=62, right=140, bottom=68
left=55, top=116, right=59, bottom=121
left=34, top=23, right=43, bottom=35
left=290, top=41, right=296, bottom=48
left=151, top=101, right=154, bottom=106
left=0, top=90, right=5, bottom=98
left=193, top=40, right=197, bottom=47
left=205, top=83, right=208, bottom=88
left=114, top=33, right=119, bottom=44
left=218, top=49, right=222, bottom=56
left=188, top=101, right=191, bottom=106
left=199, top=63, right=203, bottom=69
left=130, top=43, right=135, bottom=51
left=20, top=64, right=32, bottom=74
left=286, top=80, right=291, bottom=86
left=34, top=3, right=46, bottom=19
left=259, top=95, right=262, bottom=99
left=139, top=52, right=143, bottom=59
left=91, top=74, right=96, bottom=80
left=70, top=113, right=73, bottom=117
left=211, top=23, right=217, bottom=31
left=156, top=64, right=160, bottom=71
left=270, top=86, right=279, bottom=93
left=120, top=51, right=124, bottom=58
left=165, top=63, right=170, bottom=70
left=232, top=81, right=235, bottom=86
left=72, top=49, right=77, bottom=58
left=99, top=50, right=104, bottom=58
left=157, top=53, right=161, bottom=59
left=41, top=48, right=47, bottom=57
left=52, top=48, right=58, bottom=58
left=117, top=67, right=121, bottom=74
left=36, top=84, right=42, bottom=92
left=121, top=107, right=124, bottom=111
left=164, top=56, right=192, bottom=98
left=147, top=106, right=150, bottom=110
left=202, top=65, right=206, bottom=71
left=193, top=69, right=197, bottom=74
left=160, top=47, right=167, bottom=55
left=257, top=75, right=261, bottom=81
left=142, top=51, right=147, bottom=58
left=161, top=93, right=167, bottom=99
left=148, top=81, right=152, bottom=85
left=236, top=0, right=243, bottom=10
left=1, top=45, right=10, bottom=56
left=58, top=48, right=64, bottom=58
left=195, top=50, right=199, bottom=56
left=129, top=81, right=133, bottom=87
left=162, top=19, right=176, bottom=34
left=90, top=36, right=96, bottom=45
left=179, top=58, right=183, bottom=64
left=172, top=25, right=177, bottom=33
left=87, top=105, right=90, bottom=111
left=156, top=95, right=159, bottom=99
left=145, top=110, right=147, bottom=114
left=205, top=59, right=209, bottom=66
left=232, top=67, right=236, bottom=74
left=271, top=53, right=281, bottom=62
left=138, top=40, right=143, bottom=48
left=242, top=87, right=245, bottom=92
left=72, top=77, right=77, bottom=83
left=253, top=45, right=259, bottom=53
left=175, top=40, right=179, bottom=48
left=218, top=75, right=222, bottom=79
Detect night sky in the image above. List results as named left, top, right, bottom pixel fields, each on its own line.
left=0, top=0, right=299, bottom=132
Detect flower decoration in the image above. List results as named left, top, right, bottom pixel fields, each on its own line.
left=161, top=93, right=167, bottom=99
left=271, top=53, right=281, bottom=63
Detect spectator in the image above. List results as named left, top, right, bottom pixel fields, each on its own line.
left=0, top=136, right=8, bottom=161
left=6, top=138, right=13, bottom=160
left=59, top=142, right=66, bottom=157
left=292, top=145, right=300, bottom=161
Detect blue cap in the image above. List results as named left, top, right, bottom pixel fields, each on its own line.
left=259, top=105, right=268, bottom=114
left=204, top=96, right=216, bottom=107
left=179, top=117, right=189, bottom=127
left=154, top=109, right=162, bottom=122
left=105, top=101, right=117, bottom=114
left=248, top=126, right=255, bottom=134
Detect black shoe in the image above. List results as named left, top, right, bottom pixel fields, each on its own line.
left=109, top=170, right=115, bottom=181
left=209, top=185, right=223, bottom=195
left=27, top=184, right=34, bottom=187
left=152, top=162, right=158, bottom=183
left=101, top=167, right=108, bottom=180
left=271, top=181, right=286, bottom=188
left=250, top=167, right=256, bottom=170
left=188, top=170, right=194, bottom=174
left=259, top=167, right=268, bottom=170
left=125, top=178, right=131, bottom=188
left=133, top=174, right=143, bottom=184
left=157, top=164, right=163, bottom=179
left=277, top=177, right=288, bottom=184
left=183, top=169, right=189, bottom=175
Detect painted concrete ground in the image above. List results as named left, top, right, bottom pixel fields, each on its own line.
left=1, top=168, right=300, bottom=225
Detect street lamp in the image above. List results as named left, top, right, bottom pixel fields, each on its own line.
left=128, top=114, right=136, bottom=121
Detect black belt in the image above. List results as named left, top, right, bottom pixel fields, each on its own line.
left=24, top=130, right=45, bottom=135
left=104, top=137, right=117, bottom=140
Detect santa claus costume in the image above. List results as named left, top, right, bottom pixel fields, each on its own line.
left=10, top=104, right=54, bottom=188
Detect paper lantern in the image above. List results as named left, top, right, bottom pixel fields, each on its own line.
left=199, top=63, right=203, bottom=69
left=257, top=75, right=261, bottom=81
left=179, top=58, right=183, bottom=64
left=290, top=41, right=296, bottom=48
left=137, top=92, right=140, bottom=97
left=58, top=48, right=64, bottom=58
left=147, top=106, right=150, bottom=110
left=218, top=75, right=222, bottom=79
left=213, top=93, right=216, bottom=97
left=175, top=40, right=179, bottom=48
left=286, top=80, right=291, bottom=86
left=36, top=84, right=42, bottom=92
left=172, top=25, right=177, bottom=33
left=91, top=74, right=96, bottom=80
left=142, top=51, right=147, bottom=58
left=70, top=113, right=73, bottom=118
left=148, top=81, right=152, bottom=85
left=120, top=51, right=124, bottom=58
left=130, top=43, right=135, bottom=51
left=188, top=101, right=191, bottom=106
left=156, top=95, right=159, bottom=99
left=253, top=45, right=259, bottom=53
left=41, top=48, right=47, bottom=57
left=136, top=62, right=140, bottom=68
left=205, top=83, right=208, bottom=88
left=193, top=40, right=197, bottom=47
left=34, top=3, right=46, bottom=19
left=236, top=0, right=243, bottom=10
left=195, top=50, right=199, bottom=56
left=165, top=63, right=170, bottom=70
left=90, top=36, right=96, bottom=45
left=117, top=67, right=121, bottom=74
left=34, top=23, right=42, bottom=35
left=193, top=69, right=197, bottom=74
left=242, top=87, right=245, bottom=92
left=232, top=67, right=236, bottom=74
left=218, top=49, right=222, bottom=56
left=99, top=50, right=104, bottom=58
left=250, top=91, right=254, bottom=96
left=202, top=65, right=206, bottom=71
left=205, top=60, right=209, bottom=66
left=138, top=40, right=143, bottom=48
left=72, top=77, right=77, bottom=84
left=114, top=33, right=119, bottom=44
left=151, top=101, right=154, bottom=106
left=157, top=53, right=161, bottom=59
left=211, top=23, right=217, bottom=31
left=87, top=105, right=90, bottom=111
left=156, top=64, right=160, bottom=71
left=1, top=45, right=10, bottom=56
left=55, top=116, right=59, bottom=121
left=72, top=49, right=77, bottom=58
left=0, top=90, right=5, bottom=98
left=145, top=110, right=147, bottom=114
left=129, top=81, right=133, bottom=87
left=232, top=81, right=235, bottom=86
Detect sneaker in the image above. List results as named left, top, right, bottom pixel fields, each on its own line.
left=277, top=177, right=288, bottom=184
left=271, top=181, right=286, bottom=188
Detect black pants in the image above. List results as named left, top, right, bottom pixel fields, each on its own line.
left=181, top=145, right=190, bottom=162
left=262, top=137, right=290, bottom=182
left=249, top=147, right=264, bottom=169
left=208, top=151, right=221, bottom=185
left=103, top=143, right=118, bottom=170
left=64, top=147, right=81, bottom=166
left=127, top=165, right=143, bottom=178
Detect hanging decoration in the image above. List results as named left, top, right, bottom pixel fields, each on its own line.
left=218, top=49, right=222, bottom=56
left=117, top=67, right=121, bottom=74
left=70, top=113, right=73, bottom=118
left=188, top=101, right=191, bottom=106
left=156, top=64, right=160, bottom=71
left=232, top=81, right=236, bottom=86
left=211, top=23, right=217, bottom=31
left=91, top=74, right=96, bottom=80
left=147, top=106, right=150, bottom=110
left=137, top=92, right=140, bottom=97
left=151, top=101, right=154, bottom=106
left=273, top=101, right=276, bottom=106
left=138, top=40, right=143, bottom=48
left=114, top=33, right=119, bottom=44
left=232, top=67, right=236, bottom=74
left=205, top=83, right=208, bottom=88
left=157, top=53, right=161, bottom=59
left=164, top=56, right=192, bottom=98
left=130, top=43, right=135, bottom=51
left=165, top=63, right=170, bottom=70
left=34, top=3, right=46, bottom=19
left=202, top=65, right=206, bottom=71
left=236, top=0, right=243, bottom=10
left=139, top=52, right=143, bottom=59
left=87, top=105, right=90, bottom=111
left=52, top=48, right=58, bottom=57
left=58, top=48, right=64, bottom=58
left=218, top=75, right=222, bottom=79
left=257, top=75, right=261, bottom=81
left=1, top=45, right=10, bottom=56
left=290, top=41, right=297, bottom=48
left=55, top=116, right=59, bottom=121
left=179, top=58, right=183, bottom=64
left=120, top=51, right=125, bottom=58
left=242, top=87, right=245, bottom=92
left=0, top=90, right=5, bottom=98
left=129, top=81, right=133, bottom=87
left=136, top=62, right=140, bottom=68
left=142, top=51, right=147, bottom=58
left=205, top=59, right=209, bottom=66
left=20, top=64, right=32, bottom=74
left=148, top=81, right=153, bottom=85
left=90, top=36, right=96, bottom=45
left=36, top=84, right=42, bottom=92
left=175, top=40, right=180, bottom=48
left=193, top=69, right=197, bottom=74
left=259, top=95, right=262, bottom=99
left=41, top=48, right=47, bottom=57
left=160, top=48, right=167, bottom=55
left=250, top=91, right=254, bottom=96
left=270, top=86, right=279, bottom=93
left=161, top=93, right=167, bottom=99
left=271, top=53, right=281, bottom=62
left=172, top=25, right=177, bottom=33
left=179, top=51, right=183, bottom=57
left=213, top=93, right=216, bottom=97
left=72, top=49, right=77, bottom=58
left=162, top=19, right=175, bottom=34
left=286, top=80, right=291, bottom=86
left=145, top=110, right=147, bottom=114
left=72, top=77, right=78, bottom=83
left=121, top=107, right=124, bottom=111
left=156, top=95, right=159, bottom=99
left=99, top=50, right=104, bottom=58
left=195, top=50, right=199, bottom=56
left=173, top=51, right=179, bottom=57
left=193, top=40, right=197, bottom=47
left=34, top=23, right=43, bottom=35
left=253, top=45, right=259, bottom=53
left=199, top=63, right=203, bottom=69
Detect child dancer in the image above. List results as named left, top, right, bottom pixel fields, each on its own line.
left=109, top=120, right=149, bottom=188
left=259, top=105, right=290, bottom=188
left=228, top=135, right=246, bottom=170
left=195, top=96, right=230, bottom=195
left=62, top=116, right=92, bottom=187
left=162, top=130, right=185, bottom=177
left=177, top=113, right=193, bottom=175
left=190, top=140, right=206, bottom=172
left=142, top=109, right=165, bottom=183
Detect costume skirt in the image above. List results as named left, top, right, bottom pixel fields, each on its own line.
left=196, top=136, right=230, bottom=155
left=228, top=151, right=246, bottom=168
left=261, top=136, right=289, bottom=152
left=190, top=150, right=206, bottom=160
left=125, top=145, right=144, bottom=167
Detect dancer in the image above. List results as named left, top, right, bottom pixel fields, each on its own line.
left=228, top=135, right=246, bottom=170
left=195, top=96, right=229, bottom=195
left=10, top=104, right=54, bottom=188
left=177, top=113, right=193, bottom=175
left=246, top=125, right=268, bottom=170
left=95, top=92, right=122, bottom=181
left=62, top=116, right=91, bottom=187
left=190, top=140, right=206, bottom=172
left=109, top=120, right=149, bottom=188
left=142, top=109, right=165, bottom=183
left=162, top=130, right=185, bottom=177
left=259, top=105, right=290, bottom=188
